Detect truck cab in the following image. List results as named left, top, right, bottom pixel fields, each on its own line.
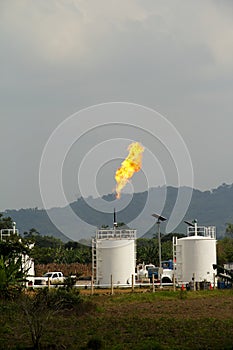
left=161, top=259, right=173, bottom=270
left=148, top=260, right=174, bottom=283
left=161, top=260, right=173, bottom=283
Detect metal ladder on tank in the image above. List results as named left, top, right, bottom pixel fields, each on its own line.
left=92, top=238, right=102, bottom=284
left=92, top=238, right=97, bottom=282
left=173, top=236, right=182, bottom=283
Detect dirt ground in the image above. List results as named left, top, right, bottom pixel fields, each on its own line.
left=80, top=288, right=233, bottom=319
left=107, top=295, right=233, bottom=319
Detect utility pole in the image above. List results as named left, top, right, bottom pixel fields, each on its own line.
left=152, top=213, right=167, bottom=288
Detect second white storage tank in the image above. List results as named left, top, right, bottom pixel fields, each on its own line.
left=174, top=225, right=217, bottom=284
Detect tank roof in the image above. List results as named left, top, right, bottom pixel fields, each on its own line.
left=186, top=225, right=216, bottom=239
left=178, top=235, right=216, bottom=241
left=95, top=228, right=136, bottom=240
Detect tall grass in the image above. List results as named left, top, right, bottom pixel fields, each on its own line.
left=0, top=289, right=232, bottom=349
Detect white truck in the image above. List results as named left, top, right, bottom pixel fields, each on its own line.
left=137, top=263, right=156, bottom=280
left=28, top=272, right=64, bottom=287
left=137, top=260, right=174, bottom=283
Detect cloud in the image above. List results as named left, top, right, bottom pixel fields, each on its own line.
left=0, top=0, right=233, bottom=210
left=0, top=0, right=149, bottom=64
left=1, top=0, right=232, bottom=78
left=1, top=0, right=232, bottom=101
left=200, top=2, right=233, bottom=68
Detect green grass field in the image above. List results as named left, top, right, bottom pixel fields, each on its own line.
left=0, top=289, right=233, bottom=349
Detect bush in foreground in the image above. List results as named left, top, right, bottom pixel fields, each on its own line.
left=20, top=288, right=94, bottom=349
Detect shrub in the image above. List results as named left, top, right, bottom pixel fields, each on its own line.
left=46, top=288, right=82, bottom=310
left=20, top=288, right=94, bottom=349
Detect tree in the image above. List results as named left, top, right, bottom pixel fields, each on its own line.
left=0, top=213, right=14, bottom=230
left=23, top=227, right=40, bottom=238
left=117, top=222, right=127, bottom=227
left=20, top=287, right=87, bottom=350
left=226, top=223, right=233, bottom=237
left=20, top=289, right=63, bottom=349
left=101, top=225, right=109, bottom=229
left=137, top=238, right=159, bottom=265
left=217, top=237, right=233, bottom=265
left=28, top=234, right=92, bottom=264
left=0, top=238, right=30, bottom=299
left=161, top=241, right=173, bottom=260
left=161, top=232, right=185, bottom=242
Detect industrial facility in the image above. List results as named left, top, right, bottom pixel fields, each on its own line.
left=2, top=216, right=231, bottom=290
left=91, top=213, right=223, bottom=289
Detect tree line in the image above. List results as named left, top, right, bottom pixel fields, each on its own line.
left=24, top=228, right=92, bottom=265
left=1, top=214, right=233, bottom=270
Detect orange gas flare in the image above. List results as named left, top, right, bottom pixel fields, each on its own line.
left=115, top=142, right=144, bottom=199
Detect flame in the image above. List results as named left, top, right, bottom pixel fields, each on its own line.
left=115, top=142, right=144, bottom=199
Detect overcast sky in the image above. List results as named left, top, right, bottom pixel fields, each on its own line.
left=1, top=0, right=233, bottom=212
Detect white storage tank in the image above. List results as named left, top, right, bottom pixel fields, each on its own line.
left=174, top=223, right=216, bottom=284
left=92, top=228, right=136, bottom=285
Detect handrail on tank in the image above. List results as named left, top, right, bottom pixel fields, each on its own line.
left=96, top=229, right=137, bottom=240
left=0, top=228, right=19, bottom=241
left=187, top=226, right=216, bottom=239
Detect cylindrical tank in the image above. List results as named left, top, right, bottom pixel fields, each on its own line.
left=176, top=235, right=216, bottom=284
left=94, top=229, right=136, bottom=285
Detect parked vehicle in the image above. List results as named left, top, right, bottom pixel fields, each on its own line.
left=28, top=271, right=64, bottom=287
left=137, top=263, right=155, bottom=279
left=147, top=267, right=159, bottom=282
left=160, top=259, right=174, bottom=283
left=140, top=260, right=174, bottom=283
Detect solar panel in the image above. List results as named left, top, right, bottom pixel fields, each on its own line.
left=152, top=213, right=167, bottom=221
left=184, top=220, right=195, bottom=227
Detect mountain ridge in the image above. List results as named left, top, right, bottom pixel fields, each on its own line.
left=3, top=183, right=233, bottom=241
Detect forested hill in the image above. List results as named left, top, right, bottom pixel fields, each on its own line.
left=3, top=183, right=233, bottom=241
